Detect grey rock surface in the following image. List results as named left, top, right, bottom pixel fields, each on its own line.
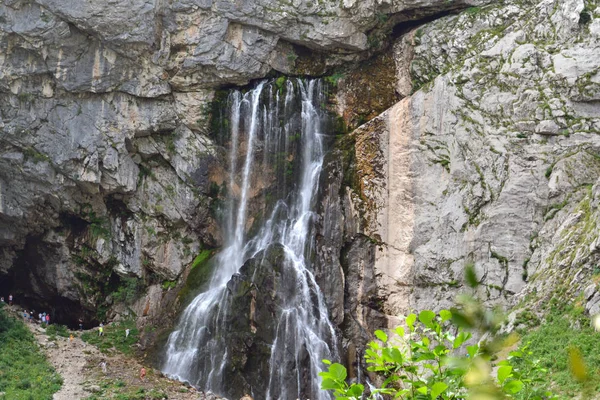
left=318, top=0, right=600, bottom=342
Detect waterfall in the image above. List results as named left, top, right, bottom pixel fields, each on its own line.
left=162, top=79, right=338, bottom=399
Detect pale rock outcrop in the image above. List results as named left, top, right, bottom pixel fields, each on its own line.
left=319, top=0, right=600, bottom=341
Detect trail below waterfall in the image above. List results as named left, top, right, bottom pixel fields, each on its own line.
left=15, top=311, right=212, bottom=399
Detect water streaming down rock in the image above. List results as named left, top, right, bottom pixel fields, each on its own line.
left=162, top=79, right=338, bottom=399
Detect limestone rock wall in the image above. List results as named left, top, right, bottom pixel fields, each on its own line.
left=318, top=0, right=600, bottom=358
left=0, top=0, right=490, bottom=333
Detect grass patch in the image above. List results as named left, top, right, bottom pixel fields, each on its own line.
left=0, top=304, right=63, bottom=399
left=516, top=299, right=600, bottom=397
left=81, top=319, right=139, bottom=356
left=45, top=324, right=70, bottom=338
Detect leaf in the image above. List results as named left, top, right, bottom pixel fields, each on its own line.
left=419, top=310, right=436, bottom=328
left=321, top=378, right=342, bottom=390
left=568, top=346, right=588, bottom=382
left=322, top=359, right=331, bottom=365
left=417, top=386, right=428, bottom=395
left=347, top=384, right=364, bottom=397
left=497, top=365, right=513, bottom=384
left=439, top=309, right=452, bottom=323
left=450, top=310, right=474, bottom=329
left=389, top=347, right=404, bottom=364
left=465, top=263, right=479, bottom=288
left=453, top=331, right=470, bottom=349
left=422, top=336, right=430, bottom=346
left=467, top=345, right=479, bottom=358
left=503, top=379, right=524, bottom=394
left=328, top=363, right=347, bottom=381
left=430, top=382, right=448, bottom=399
left=395, top=326, right=405, bottom=337
left=375, top=330, right=388, bottom=343
left=406, top=313, right=417, bottom=331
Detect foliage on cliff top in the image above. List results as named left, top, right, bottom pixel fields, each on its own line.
left=0, top=304, right=63, bottom=399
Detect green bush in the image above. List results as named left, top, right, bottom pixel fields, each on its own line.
left=321, top=308, right=555, bottom=400
left=0, top=306, right=63, bottom=399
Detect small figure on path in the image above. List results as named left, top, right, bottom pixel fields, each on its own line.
left=98, top=325, right=104, bottom=336
left=69, top=334, right=74, bottom=344
left=1, top=297, right=4, bottom=302
left=78, top=318, right=83, bottom=331
left=99, top=360, right=107, bottom=374
left=8, top=294, right=12, bottom=306
left=139, top=367, right=146, bottom=381
left=46, top=314, right=50, bottom=325
left=125, top=328, right=130, bottom=338
left=39, top=313, right=43, bottom=324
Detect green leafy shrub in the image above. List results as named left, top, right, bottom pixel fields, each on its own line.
left=321, top=308, right=556, bottom=399
left=0, top=305, right=63, bottom=399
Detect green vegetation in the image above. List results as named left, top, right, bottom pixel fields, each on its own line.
left=178, top=249, right=215, bottom=303
left=0, top=304, right=63, bottom=399
left=325, top=72, right=345, bottom=87
left=191, top=249, right=212, bottom=270
left=162, top=280, right=177, bottom=290
left=81, top=319, right=139, bottom=356
left=85, top=379, right=167, bottom=400
left=321, top=264, right=599, bottom=399
left=45, top=324, right=70, bottom=338
left=321, top=306, right=555, bottom=399
left=517, top=298, right=600, bottom=397
left=112, top=276, right=145, bottom=305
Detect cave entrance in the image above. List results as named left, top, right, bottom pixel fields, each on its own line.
left=1, top=234, right=100, bottom=330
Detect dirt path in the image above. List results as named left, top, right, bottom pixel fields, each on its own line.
left=30, top=326, right=99, bottom=400
left=21, top=320, right=221, bottom=400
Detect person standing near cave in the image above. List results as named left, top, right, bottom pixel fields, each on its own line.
left=79, top=318, right=84, bottom=331
left=8, top=294, right=12, bottom=306
left=46, top=314, right=50, bottom=325
left=1, top=297, right=4, bottom=303
left=139, top=367, right=146, bottom=381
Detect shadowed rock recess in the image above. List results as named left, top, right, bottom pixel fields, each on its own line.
left=1, top=0, right=600, bottom=396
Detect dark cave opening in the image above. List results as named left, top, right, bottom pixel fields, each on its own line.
left=1, top=234, right=100, bottom=329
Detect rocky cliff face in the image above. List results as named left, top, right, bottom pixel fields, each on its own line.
left=314, top=0, right=600, bottom=367
left=1, top=0, right=599, bottom=389
left=0, top=0, right=485, bottom=327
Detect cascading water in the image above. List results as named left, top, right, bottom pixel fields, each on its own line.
left=162, top=79, right=338, bottom=399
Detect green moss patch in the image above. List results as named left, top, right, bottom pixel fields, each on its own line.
left=178, top=249, right=217, bottom=304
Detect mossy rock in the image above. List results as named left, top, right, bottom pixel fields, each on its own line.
left=177, top=249, right=217, bottom=305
